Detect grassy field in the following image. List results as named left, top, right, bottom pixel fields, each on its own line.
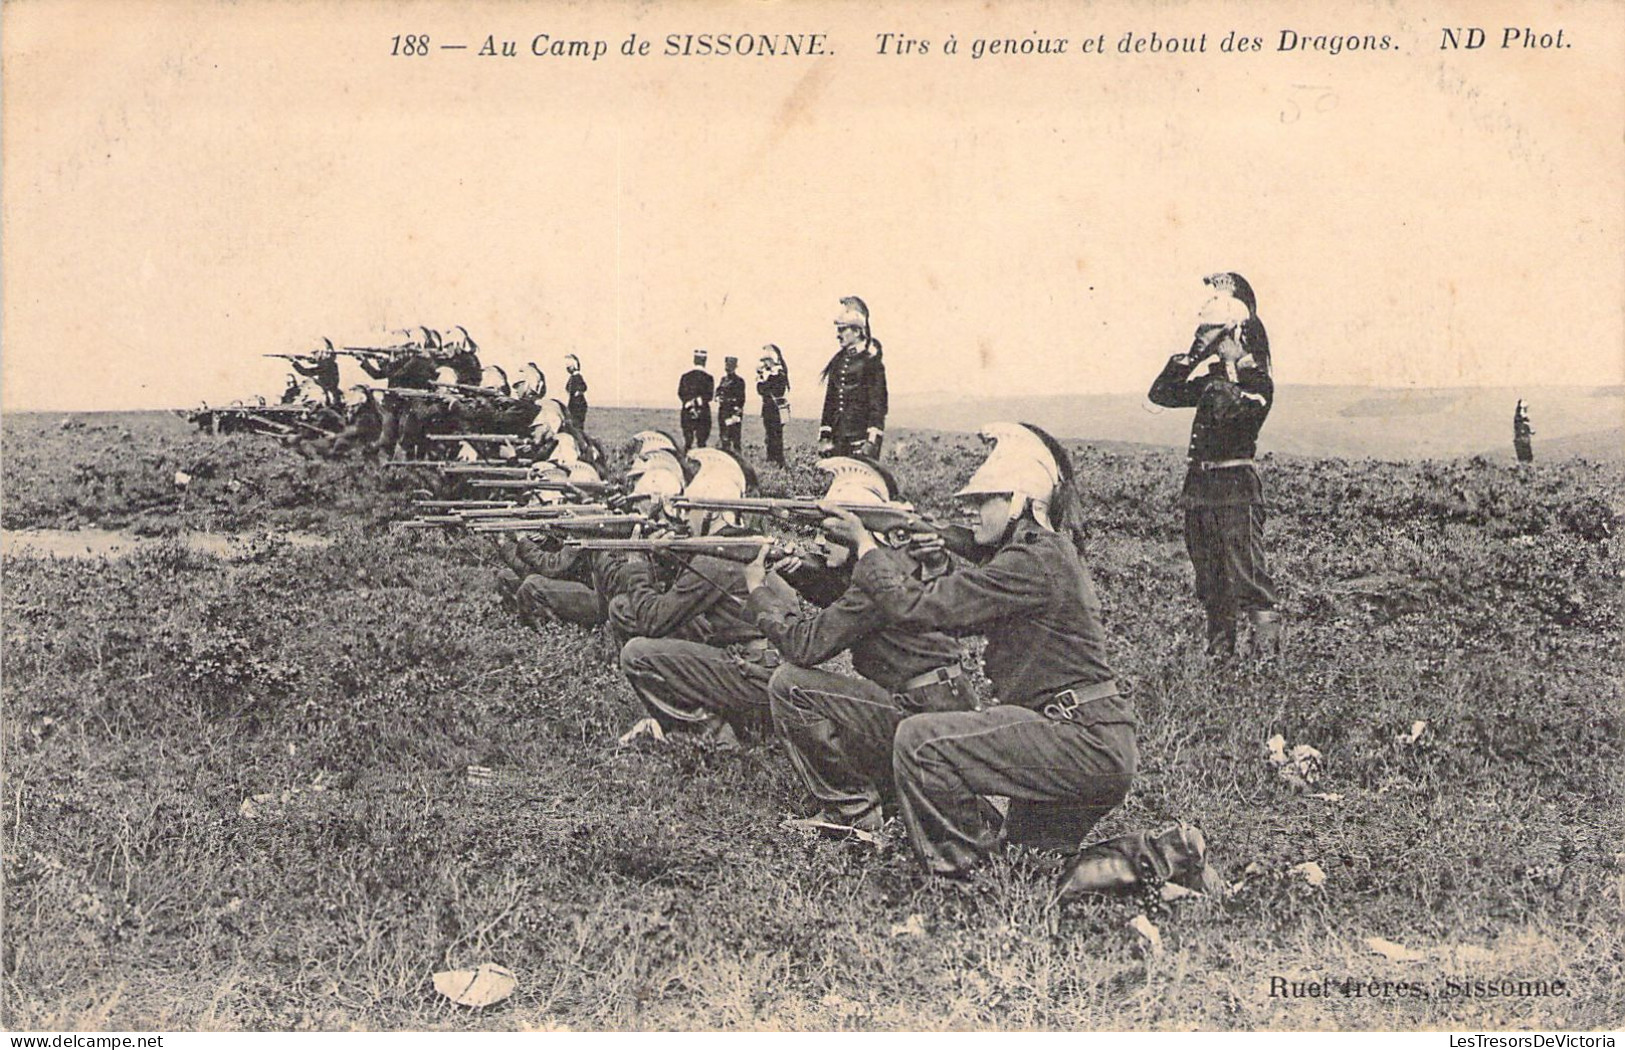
left=2, top=408, right=1622, bottom=1031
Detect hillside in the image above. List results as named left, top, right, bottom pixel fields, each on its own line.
left=889, top=385, right=1624, bottom=462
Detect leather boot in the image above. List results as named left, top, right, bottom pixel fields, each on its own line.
left=1055, top=822, right=1214, bottom=903
left=1247, top=609, right=1283, bottom=660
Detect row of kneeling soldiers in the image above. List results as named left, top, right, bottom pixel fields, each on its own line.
left=436, top=425, right=1220, bottom=905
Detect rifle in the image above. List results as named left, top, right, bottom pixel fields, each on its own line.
left=466, top=513, right=647, bottom=534
left=451, top=503, right=611, bottom=520
left=262, top=353, right=310, bottom=362
left=410, top=499, right=518, bottom=510
left=339, top=346, right=408, bottom=359
left=563, top=535, right=793, bottom=565
left=670, top=497, right=917, bottom=530
left=469, top=478, right=619, bottom=496
left=426, top=434, right=529, bottom=445
left=431, top=382, right=510, bottom=400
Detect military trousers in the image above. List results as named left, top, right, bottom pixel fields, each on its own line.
left=620, top=637, right=774, bottom=737
left=770, top=665, right=977, bottom=827
left=762, top=411, right=785, bottom=466
left=718, top=419, right=743, bottom=454
left=513, top=573, right=604, bottom=627
left=892, top=705, right=1137, bottom=877
left=681, top=408, right=712, bottom=450
left=1184, top=503, right=1276, bottom=650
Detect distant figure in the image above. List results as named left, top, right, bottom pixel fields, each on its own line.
left=1147, top=272, right=1280, bottom=661
left=678, top=349, right=714, bottom=450
left=716, top=355, right=747, bottom=453
left=1513, top=400, right=1535, bottom=463
left=756, top=345, right=790, bottom=466
left=291, top=340, right=345, bottom=409
left=819, top=296, right=887, bottom=458
left=565, top=354, right=589, bottom=429
left=444, top=326, right=484, bottom=386
left=279, top=375, right=304, bottom=405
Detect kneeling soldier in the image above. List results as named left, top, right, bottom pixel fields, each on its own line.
left=822, top=423, right=1214, bottom=900
left=744, top=456, right=974, bottom=834
left=607, top=448, right=779, bottom=744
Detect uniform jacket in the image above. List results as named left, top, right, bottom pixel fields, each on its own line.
left=447, top=351, right=484, bottom=387
left=745, top=548, right=961, bottom=692
left=292, top=357, right=341, bottom=390
left=820, top=346, right=887, bottom=443
left=852, top=524, right=1127, bottom=724
left=361, top=353, right=438, bottom=391
left=716, top=374, right=747, bottom=420
left=756, top=369, right=789, bottom=419
left=678, top=369, right=715, bottom=411
left=599, top=539, right=763, bottom=646
left=566, top=373, right=589, bottom=413
left=1148, top=355, right=1274, bottom=507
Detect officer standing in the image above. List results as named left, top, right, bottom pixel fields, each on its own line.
left=756, top=345, right=790, bottom=467
left=819, top=297, right=888, bottom=458
left=1147, top=273, right=1280, bottom=659
left=820, top=423, right=1213, bottom=899
left=1513, top=400, right=1535, bottom=463
left=743, top=456, right=974, bottom=835
left=716, top=356, right=747, bottom=454
left=678, top=349, right=715, bottom=450
left=565, top=355, right=590, bottom=430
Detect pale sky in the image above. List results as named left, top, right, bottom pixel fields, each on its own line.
left=4, top=0, right=1622, bottom=412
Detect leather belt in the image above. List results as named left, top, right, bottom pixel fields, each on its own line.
left=734, top=637, right=781, bottom=668
left=896, top=663, right=963, bottom=693
left=1194, top=459, right=1254, bottom=471
left=1042, top=680, right=1120, bottom=722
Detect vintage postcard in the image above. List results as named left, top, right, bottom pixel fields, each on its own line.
left=2, top=0, right=1621, bottom=1036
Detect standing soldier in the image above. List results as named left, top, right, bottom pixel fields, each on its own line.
left=756, top=345, right=790, bottom=467
left=743, top=456, right=974, bottom=834
left=820, top=423, right=1214, bottom=899
left=819, top=296, right=888, bottom=458
left=678, top=349, right=715, bottom=450
left=291, top=341, right=345, bottom=409
left=1147, top=272, right=1280, bottom=660
left=360, top=339, right=437, bottom=458
left=565, top=355, right=590, bottom=429
left=1513, top=400, right=1535, bottom=463
left=716, top=356, right=747, bottom=454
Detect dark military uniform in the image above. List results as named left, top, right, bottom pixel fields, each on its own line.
left=279, top=379, right=303, bottom=405
left=851, top=525, right=1135, bottom=876
left=756, top=367, right=788, bottom=466
left=602, top=542, right=778, bottom=737
left=1514, top=409, right=1534, bottom=463
left=447, top=350, right=484, bottom=388
left=291, top=356, right=344, bottom=409
left=326, top=395, right=383, bottom=457
left=820, top=347, right=887, bottom=457
left=566, top=373, right=589, bottom=430
left=361, top=353, right=438, bottom=457
left=716, top=372, right=747, bottom=453
left=1147, top=355, right=1277, bottom=654
left=746, top=549, right=974, bottom=828
left=678, top=369, right=714, bottom=449
left=495, top=539, right=605, bottom=627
